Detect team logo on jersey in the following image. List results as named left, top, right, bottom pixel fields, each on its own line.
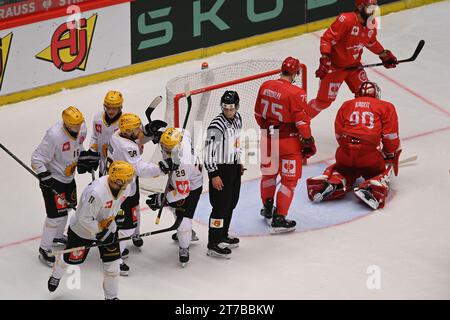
left=54, top=193, right=67, bottom=210
left=281, top=159, right=296, bottom=177
left=0, top=33, right=13, bottom=92
left=105, top=200, right=112, bottom=209
left=69, top=248, right=85, bottom=262
left=351, top=26, right=359, bottom=36
left=328, top=83, right=341, bottom=99
left=358, top=71, right=369, bottom=82
left=210, top=218, right=224, bottom=228
left=176, top=181, right=190, bottom=195
left=132, top=207, right=137, bottom=223
left=35, top=14, right=97, bottom=72
left=62, top=142, right=71, bottom=151
left=95, top=123, right=102, bottom=134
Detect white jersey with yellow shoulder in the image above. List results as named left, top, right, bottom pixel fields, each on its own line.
left=89, top=111, right=120, bottom=174
left=69, top=176, right=131, bottom=240
left=31, top=121, right=87, bottom=184
left=106, top=131, right=163, bottom=195
left=161, top=129, right=203, bottom=204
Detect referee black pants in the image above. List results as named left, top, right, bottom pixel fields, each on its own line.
left=208, top=164, right=241, bottom=246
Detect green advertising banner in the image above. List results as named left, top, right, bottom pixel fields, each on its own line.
left=130, top=0, right=399, bottom=64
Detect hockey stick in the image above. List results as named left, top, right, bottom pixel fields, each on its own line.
left=398, top=155, right=418, bottom=166
left=347, top=40, right=425, bottom=70
left=139, top=184, right=164, bottom=193
left=155, top=84, right=192, bottom=225
left=49, top=214, right=185, bottom=256
left=145, top=95, right=163, bottom=122
left=0, top=142, right=69, bottom=205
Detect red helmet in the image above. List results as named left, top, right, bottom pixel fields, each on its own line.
left=355, top=0, right=377, bottom=7
left=281, top=56, right=301, bottom=76
left=358, top=81, right=381, bottom=99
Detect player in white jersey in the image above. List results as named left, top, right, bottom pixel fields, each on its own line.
left=86, top=91, right=123, bottom=176
left=106, top=113, right=178, bottom=274
left=31, top=106, right=88, bottom=267
left=47, top=161, right=134, bottom=300
left=145, top=127, right=203, bottom=267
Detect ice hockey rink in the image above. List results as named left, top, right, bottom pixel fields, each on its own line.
left=0, top=1, right=449, bottom=300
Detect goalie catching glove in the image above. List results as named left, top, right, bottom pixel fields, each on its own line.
left=77, top=149, right=100, bottom=174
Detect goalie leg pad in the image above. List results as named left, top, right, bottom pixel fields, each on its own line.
left=306, top=174, right=347, bottom=203
left=354, top=179, right=389, bottom=209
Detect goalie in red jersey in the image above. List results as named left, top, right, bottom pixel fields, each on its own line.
left=306, top=81, right=402, bottom=210
left=306, top=0, right=398, bottom=119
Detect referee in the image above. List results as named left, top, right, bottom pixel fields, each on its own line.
left=204, top=90, right=244, bottom=258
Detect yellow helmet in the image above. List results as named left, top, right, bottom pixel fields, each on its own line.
left=62, top=106, right=84, bottom=126
left=119, top=113, right=141, bottom=133
left=160, top=127, right=182, bottom=151
left=104, top=90, right=123, bottom=108
left=108, top=161, right=135, bottom=186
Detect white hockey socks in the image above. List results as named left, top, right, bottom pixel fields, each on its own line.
left=54, top=215, right=68, bottom=240
left=177, top=218, right=192, bottom=249
left=119, top=228, right=135, bottom=254
left=103, top=260, right=121, bottom=300
left=40, top=217, right=65, bottom=251
left=51, top=253, right=68, bottom=280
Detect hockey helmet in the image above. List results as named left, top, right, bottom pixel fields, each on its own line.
left=62, top=106, right=84, bottom=127
left=104, top=90, right=124, bottom=108
left=108, top=161, right=135, bottom=186
left=220, top=90, right=240, bottom=110
left=119, top=113, right=141, bottom=133
left=358, top=81, right=381, bottom=99
left=355, top=0, right=377, bottom=7
left=160, top=127, right=182, bottom=152
left=281, top=56, right=301, bottom=76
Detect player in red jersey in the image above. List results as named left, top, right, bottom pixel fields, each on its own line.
left=306, top=81, right=401, bottom=210
left=306, top=0, right=398, bottom=118
left=254, top=56, right=316, bottom=233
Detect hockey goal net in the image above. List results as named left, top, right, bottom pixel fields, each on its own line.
left=164, top=59, right=307, bottom=139
left=143, top=60, right=307, bottom=192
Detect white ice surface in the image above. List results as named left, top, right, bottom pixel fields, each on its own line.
left=0, top=2, right=449, bottom=299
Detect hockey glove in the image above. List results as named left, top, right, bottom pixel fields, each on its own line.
left=300, top=136, right=317, bottom=159
left=96, top=220, right=117, bottom=245
left=146, top=193, right=166, bottom=210
left=77, top=150, right=100, bottom=174
left=315, top=55, right=332, bottom=79
left=37, top=171, right=54, bottom=192
left=384, top=149, right=402, bottom=176
left=143, top=120, right=168, bottom=144
left=379, top=50, right=398, bottom=69
left=158, top=158, right=179, bottom=174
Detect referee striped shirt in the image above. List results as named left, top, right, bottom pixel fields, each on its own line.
left=204, top=112, right=242, bottom=178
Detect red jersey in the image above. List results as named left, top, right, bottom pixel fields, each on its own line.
left=335, top=96, right=400, bottom=153
left=254, top=78, right=311, bottom=138
left=320, top=12, right=384, bottom=68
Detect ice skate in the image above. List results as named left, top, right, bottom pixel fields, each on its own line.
left=270, top=214, right=296, bottom=234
